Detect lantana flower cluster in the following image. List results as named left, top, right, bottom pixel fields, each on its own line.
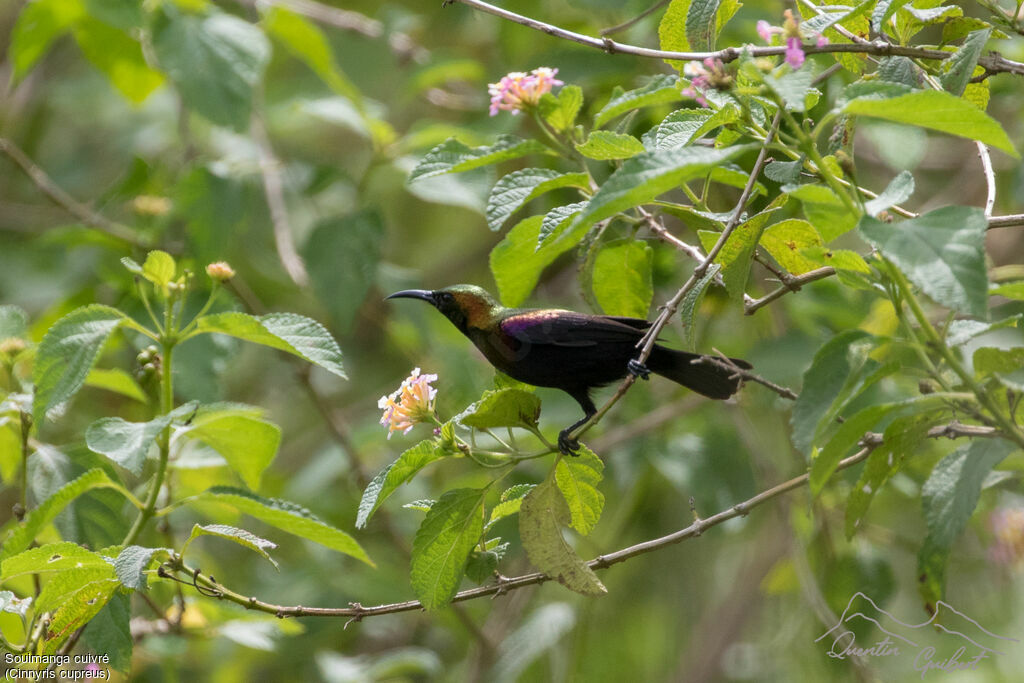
left=757, top=9, right=828, bottom=70
left=989, top=506, right=1024, bottom=569
left=488, top=67, right=563, bottom=116
left=378, top=367, right=438, bottom=439
left=682, top=58, right=732, bottom=108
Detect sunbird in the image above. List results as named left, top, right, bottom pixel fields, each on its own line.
left=387, top=284, right=750, bottom=453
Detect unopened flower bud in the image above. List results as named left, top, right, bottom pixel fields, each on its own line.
left=131, top=195, right=172, bottom=217
left=0, top=337, right=26, bottom=355
left=206, top=261, right=236, bottom=282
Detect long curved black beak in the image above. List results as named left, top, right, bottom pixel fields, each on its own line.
left=385, top=289, right=435, bottom=303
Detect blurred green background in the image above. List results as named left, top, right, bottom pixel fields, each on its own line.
left=2, top=0, right=1024, bottom=680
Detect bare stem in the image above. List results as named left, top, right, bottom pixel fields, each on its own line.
left=0, top=138, right=141, bottom=244
left=442, top=0, right=1024, bottom=76
left=162, top=421, right=999, bottom=621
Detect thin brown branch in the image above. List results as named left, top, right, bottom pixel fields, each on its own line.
left=158, top=420, right=999, bottom=621
left=744, top=267, right=836, bottom=315
left=442, top=0, right=1024, bottom=76
left=693, top=350, right=800, bottom=401
left=164, top=443, right=874, bottom=620
left=977, top=142, right=996, bottom=218
left=0, top=138, right=142, bottom=244
left=988, top=213, right=1024, bottom=228
left=251, top=113, right=310, bottom=288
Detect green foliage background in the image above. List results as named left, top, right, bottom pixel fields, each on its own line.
left=2, top=0, right=1024, bottom=680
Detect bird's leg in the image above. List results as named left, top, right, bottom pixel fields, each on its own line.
left=559, top=390, right=597, bottom=455
left=628, top=358, right=651, bottom=380
left=558, top=415, right=590, bottom=456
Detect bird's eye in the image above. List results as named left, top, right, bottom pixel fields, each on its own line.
left=439, top=292, right=454, bottom=304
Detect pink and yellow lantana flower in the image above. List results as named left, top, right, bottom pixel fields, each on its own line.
left=488, top=67, right=564, bottom=116
left=989, top=506, right=1024, bottom=569
left=378, top=367, right=438, bottom=439
left=757, top=9, right=828, bottom=70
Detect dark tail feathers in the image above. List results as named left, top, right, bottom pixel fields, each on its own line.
left=646, top=346, right=751, bottom=399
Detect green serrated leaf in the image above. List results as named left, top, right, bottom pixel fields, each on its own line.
left=114, top=545, right=170, bottom=590
left=86, top=405, right=192, bottom=475
left=488, top=492, right=531, bottom=528
left=864, top=170, right=915, bottom=217
left=791, top=330, right=878, bottom=455
left=923, top=439, right=1014, bottom=547
left=918, top=438, right=1015, bottom=605
left=152, top=6, right=270, bottom=131
left=872, top=0, right=912, bottom=33
left=409, top=136, right=550, bottom=183
left=679, top=263, right=720, bottom=351
left=554, top=447, right=604, bottom=535
left=82, top=592, right=132, bottom=673
left=188, top=487, right=373, bottom=566
left=491, top=216, right=579, bottom=308
left=811, top=395, right=944, bottom=494
left=84, top=368, right=148, bottom=404
left=410, top=487, right=487, bottom=610
left=179, top=409, right=280, bottom=491
left=843, top=90, right=1018, bottom=157
left=652, top=109, right=714, bottom=149
left=697, top=207, right=778, bottom=302
left=594, top=75, right=680, bottom=127
left=539, top=85, right=583, bottom=132
left=182, top=523, right=278, bottom=569
left=36, top=568, right=115, bottom=618
left=845, top=413, right=945, bottom=538
left=263, top=6, right=360, bottom=103
left=42, top=578, right=119, bottom=653
left=803, top=247, right=871, bottom=275
left=760, top=219, right=823, bottom=275
left=537, top=201, right=588, bottom=249
left=459, top=389, right=542, bottom=430
left=765, top=65, right=816, bottom=112
left=940, top=28, right=991, bottom=97
left=592, top=240, right=653, bottom=318
left=357, top=440, right=447, bottom=528
left=0, top=469, right=132, bottom=562
left=486, top=169, right=589, bottom=232
left=305, top=211, right=384, bottom=335
left=575, top=131, right=646, bottom=160
left=660, top=0, right=740, bottom=69
left=785, top=184, right=857, bottom=241
left=519, top=477, right=606, bottom=595
left=32, top=305, right=130, bottom=424
left=973, top=347, right=1024, bottom=389
left=859, top=206, right=988, bottom=317
left=192, top=311, right=346, bottom=379
left=1, top=542, right=110, bottom=582
left=72, top=17, right=163, bottom=104
left=568, top=144, right=754, bottom=242
left=9, top=0, right=86, bottom=82
left=686, top=0, right=721, bottom=51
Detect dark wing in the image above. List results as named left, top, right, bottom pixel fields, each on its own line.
left=499, top=310, right=647, bottom=347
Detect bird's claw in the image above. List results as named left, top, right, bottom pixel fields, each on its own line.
left=628, top=358, right=651, bottom=380
left=558, top=430, right=580, bottom=456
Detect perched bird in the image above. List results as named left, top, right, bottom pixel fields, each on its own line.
left=387, top=284, right=750, bottom=454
